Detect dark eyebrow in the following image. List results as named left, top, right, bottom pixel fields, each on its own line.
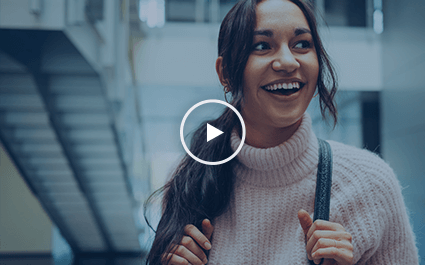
left=253, top=27, right=311, bottom=38
left=253, top=29, right=273, bottom=37
left=294, top=27, right=311, bottom=36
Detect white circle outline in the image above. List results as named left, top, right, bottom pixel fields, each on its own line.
left=180, top=99, right=246, bottom=166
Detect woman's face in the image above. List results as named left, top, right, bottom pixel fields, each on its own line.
left=241, top=0, right=319, bottom=132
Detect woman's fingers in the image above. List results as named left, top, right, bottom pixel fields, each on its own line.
left=172, top=244, right=207, bottom=265
left=184, top=223, right=212, bottom=250
left=312, top=246, right=354, bottom=264
left=310, top=238, right=352, bottom=255
left=298, top=214, right=353, bottom=265
left=180, top=236, right=208, bottom=263
left=309, top=237, right=353, bottom=264
left=306, top=230, right=352, bottom=255
left=305, top=230, right=353, bottom=265
left=163, top=220, right=214, bottom=265
left=166, top=246, right=206, bottom=265
left=307, top=219, right=344, bottom=239
left=165, top=253, right=189, bottom=265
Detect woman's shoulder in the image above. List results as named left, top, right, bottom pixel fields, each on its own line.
left=325, top=141, right=418, bottom=264
left=326, top=140, right=399, bottom=188
left=327, top=140, right=405, bottom=221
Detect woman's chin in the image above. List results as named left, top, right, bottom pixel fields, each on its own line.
left=268, top=112, right=304, bottom=130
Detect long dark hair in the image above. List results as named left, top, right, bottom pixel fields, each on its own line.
left=145, top=1, right=337, bottom=264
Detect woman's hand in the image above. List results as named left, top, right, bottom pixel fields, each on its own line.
left=298, top=209, right=353, bottom=265
left=164, top=219, right=214, bottom=265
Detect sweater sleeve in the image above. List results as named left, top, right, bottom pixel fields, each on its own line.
left=361, top=162, right=419, bottom=264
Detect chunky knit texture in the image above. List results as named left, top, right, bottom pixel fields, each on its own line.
left=207, top=113, right=418, bottom=265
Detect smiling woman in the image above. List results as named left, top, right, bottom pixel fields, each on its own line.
left=145, top=0, right=418, bottom=265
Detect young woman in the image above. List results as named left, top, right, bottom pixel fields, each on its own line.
left=146, top=0, right=418, bottom=264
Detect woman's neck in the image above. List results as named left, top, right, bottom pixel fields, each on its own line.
left=243, top=118, right=302, bottom=149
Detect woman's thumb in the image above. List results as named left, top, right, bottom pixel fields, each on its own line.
left=298, top=209, right=313, bottom=235
left=202, top=219, right=214, bottom=240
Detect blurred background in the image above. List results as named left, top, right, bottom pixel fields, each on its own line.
left=0, top=0, right=423, bottom=264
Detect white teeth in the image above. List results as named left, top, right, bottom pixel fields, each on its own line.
left=263, top=82, right=301, bottom=91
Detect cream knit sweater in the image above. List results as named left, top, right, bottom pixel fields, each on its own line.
left=207, top=113, right=418, bottom=265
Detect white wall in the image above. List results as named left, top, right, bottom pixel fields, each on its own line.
left=0, top=144, right=52, bottom=253
left=0, top=0, right=66, bottom=30
left=320, top=27, right=382, bottom=91
left=134, top=23, right=220, bottom=88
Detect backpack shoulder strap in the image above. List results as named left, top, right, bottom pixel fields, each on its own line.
left=309, top=139, right=333, bottom=265
left=313, top=138, right=333, bottom=222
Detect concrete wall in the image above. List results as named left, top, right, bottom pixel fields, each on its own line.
left=381, top=0, right=425, bottom=262
left=0, top=143, right=52, bottom=253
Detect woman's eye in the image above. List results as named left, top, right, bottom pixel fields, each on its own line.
left=253, top=42, right=271, bottom=51
left=294, top=40, right=312, bottom=49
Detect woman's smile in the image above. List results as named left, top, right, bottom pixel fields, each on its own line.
left=260, top=79, right=305, bottom=96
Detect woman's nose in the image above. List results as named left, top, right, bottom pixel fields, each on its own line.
left=271, top=47, right=300, bottom=73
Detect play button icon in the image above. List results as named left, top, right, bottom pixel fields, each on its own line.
left=207, top=123, right=223, bottom=142
left=180, top=99, right=246, bottom=166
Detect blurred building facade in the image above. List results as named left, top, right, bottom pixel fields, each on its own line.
left=0, top=0, right=423, bottom=263
left=381, top=0, right=425, bottom=262
left=0, top=0, right=147, bottom=261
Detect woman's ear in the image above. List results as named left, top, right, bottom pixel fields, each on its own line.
left=215, top=56, right=229, bottom=87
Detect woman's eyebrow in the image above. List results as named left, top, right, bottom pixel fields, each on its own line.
left=294, top=27, right=311, bottom=36
left=253, top=27, right=311, bottom=37
left=253, top=29, right=273, bottom=37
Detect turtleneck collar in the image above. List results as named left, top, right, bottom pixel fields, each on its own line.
left=230, top=113, right=319, bottom=187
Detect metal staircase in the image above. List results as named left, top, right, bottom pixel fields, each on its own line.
left=0, top=0, right=146, bottom=255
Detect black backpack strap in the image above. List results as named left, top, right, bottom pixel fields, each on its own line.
left=308, top=138, right=333, bottom=265
left=314, top=138, right=333, bottom=222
